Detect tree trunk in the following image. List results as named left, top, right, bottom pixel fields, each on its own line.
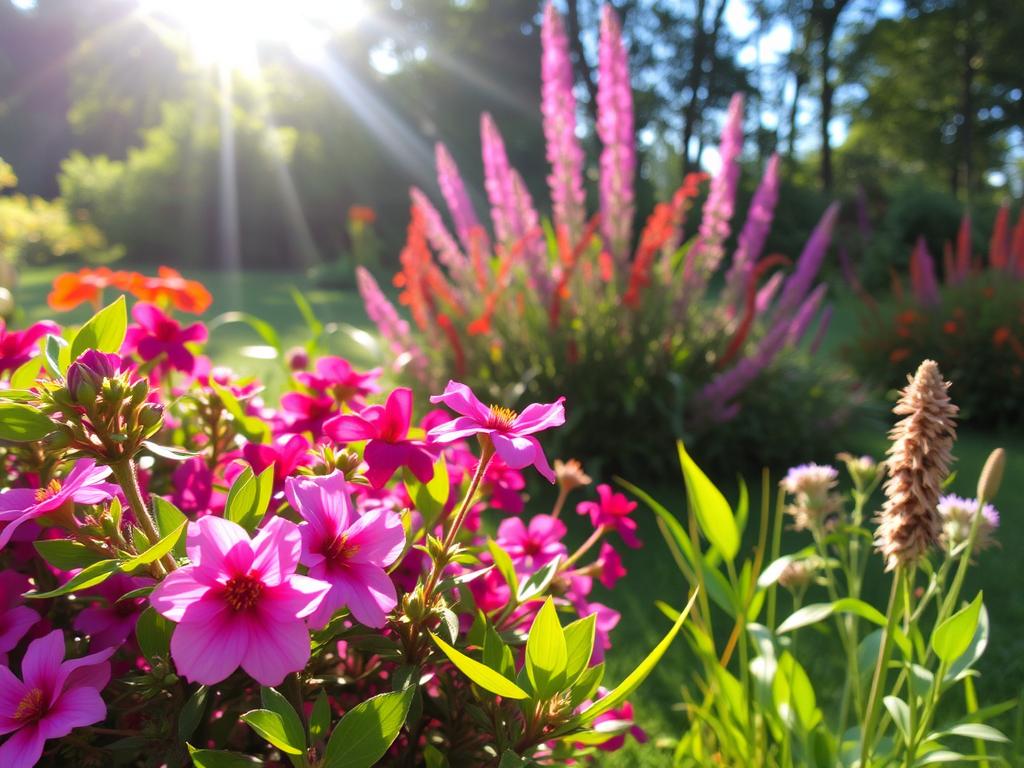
left=787, top=71, right=804, bottom=160
left=565, top=0, right=598, bottom=124
left=680, top=0, right=709, bottom=174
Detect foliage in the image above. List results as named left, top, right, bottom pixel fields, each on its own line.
left=357, top=4, right=847, bottom=477
left=847, top=206, right=1024, bottom=427
left=630, top=394, right=1009, bottom=765
left=0, top=269, right=689, bottom=766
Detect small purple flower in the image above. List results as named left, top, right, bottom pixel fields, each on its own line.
left=0, top=461, right=118, bottom=548
left=937, top=494, right=1000, bottom=553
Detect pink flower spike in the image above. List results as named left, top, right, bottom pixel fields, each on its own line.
left=148, top=516, right=330, bottom=686
left=324, top=388, right=435, bottom=489
left=0, top=460, right=118, bottom=549
left=427, top=381, right=565, bottom=483
left=0, top=630, right=114, bottom=768
left=577, top=484, right=641, bottom=548
left=286, top=472, right=405, bottom=629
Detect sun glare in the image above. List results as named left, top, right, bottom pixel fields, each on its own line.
left=139, top=0, right=368, bottom=71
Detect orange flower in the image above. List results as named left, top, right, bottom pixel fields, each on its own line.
left=348, top=205, right=376, bottom=225
left=890, top=347, right=911, bottom=363
left=135, top=267, right=212, bottom=314
left=942, top=320, right=958, bottom=335
left=48, top=267, right=138, bottom=312
left=993, top=327, right=1011, bottom=347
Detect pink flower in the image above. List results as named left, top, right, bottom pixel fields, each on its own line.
left=294, top=356, right=381, bottom=406
left=73, top=574, right=153, bottom=650
left=496, top=515, right=567, bottom=573
left=427, top=381, right=565, bottom=482
left=0, top=574, right=39, bottom=659
left=577, top=484, right=641, bottom=548
left=280, top=392, right=335, bottom=438
left=0, top=460, right=118, bottom=548
left=0, top=320, right=59, bottom=376
left=123, top=303, right=207, bottom=375
left=0, top=630, right=114, bottom=768
left=584, top=688, right=647, bottom=752
left=170, top=457, right=215, bottom=515
left=325, top=388, right=435, bottom=489
left=148, top=516, right=330, bottom=686
left=596, top=542, right=627, bottom=589
left=241, top=434, right=312, bottom=492
left=574, top=600, right=620, bottom=663
left=285, top=471, right=405, bottom=629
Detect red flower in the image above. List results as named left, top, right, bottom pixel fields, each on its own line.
left=47, top=268, right=138, bottom=312
left=135, top=267, right=212, bottom=314
left=348, top=205, right=377, bottom=224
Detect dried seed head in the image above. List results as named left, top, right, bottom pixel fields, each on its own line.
left=554, top=458, right=592, bottom=493
left=875, top=360, right=958, bottom=571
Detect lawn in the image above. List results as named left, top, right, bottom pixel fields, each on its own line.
left=10, top=264, right=1022, bottom=765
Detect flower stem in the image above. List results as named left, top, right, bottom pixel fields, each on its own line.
left=550, top=485, right=570, bottom=520
left=861, top=568, right=905, bottom=767
left=110, top=459, right=176, bottom=574
left=561, top=524, right=606, bottom=569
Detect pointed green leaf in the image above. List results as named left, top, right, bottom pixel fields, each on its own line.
left=323, top=687, right=415, bottom=768
left=179, top=686, right=209, bottom=741
left=260, top=687, right=306, bottom=753
left=33, top=539, right=107, bottom=571
left=10, top=356, right=43, bottom=389
left=153, top=495, right=188, bottom=558
left=224, top=465, right=274, bottom=532
left=563, top=614, right=597, bottom=686
left=241, top=709, right=303, bottom=755
left=937, top=722, right=1009, bottom=743
left=43, top=333, right=66, bottom=378
left=430, top=633, right=528, bottom=699
left=188, top=745, right=263, bottom=767
left=310, top=689, right=330, bottom=742
left=932, top=592, right=984, bottom=663
left=404, top=458, right=449, bottom=528
left=487, top=538, right=519, bottom=596
left=0, top=403, right=54, bottom=442
left=677, top=441, right=738, bottom=560
left=71, top=296, right=127, bottom=359
left=577, top=589, right=697, bottom=725
left=120, top=521, right=186, bottom=573
left=525, top=597, right=568, bottom=699
left=884, top=696, right=911, bottom=744
left=136, top=607, right=173, bottom=664
left=517, top=556, right=561, bottom=604
left=25, top=559, right=119, bottom=598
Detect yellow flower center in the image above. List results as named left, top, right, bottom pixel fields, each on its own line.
left=14, top=688, right=46, bottom=723
left=223, top=573, right=264, bottom=612
left=34, top=479, right=62, bottom=503
left=324, top=534, right=360, bottom=563
left=487, top=405, right=518, bottom=431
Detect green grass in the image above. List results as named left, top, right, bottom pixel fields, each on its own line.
left=9, top=267, right=1022, bottom=765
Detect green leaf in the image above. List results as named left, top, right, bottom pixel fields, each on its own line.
left=309, top=689, right=330, bottom=743
left=241, top=709, right=304, bottom=755
left=677, top=441, right=739, bottom=560
left=487, top=539, right=519, bottom=597
left=25, top=559, right=119, bottom=598
left=497, top=751, right=532, bottom=768
left=778, top=599, right=912, bottom=658
left=9, top=356, right=43, bottom=389
left=143, top=441, right=199, bottom=462
left=430, top=632, right=529, bottom=699
left=188, top=746, right=263, bottom=768
left=563, top=614, right=597, bottom=686
left=209, top=379, right=271, bottom=443
left=43, top=333, right=68, bottom=378
left=517, top=557, right=561, bottom=604
left=568, top=662, right=605, bottom=709
left=208, top=312, right=282, bottom=352
left=772, top=651, right=821, bottom=730
left=120, top=521, right=186, bottom=573
left=260, top=687, right=306, bottom=753
left=884, top=696, right=912, bottom=744
left=932, top=592, right=984, bottom=663
left=323, top=688, right=415, bottom=768
left=525, top=597, right=569, bottom=699
left=577, top=589, right=698, bottom=725
left=404, top=458, right=449, bottom=528
left=153, top=496, right=189, bottom=558
left=0, top=403, right=54, bottom=442
left=135, top=607, right=173, bottom=664
left=71, top=296, right=127, bottom=360
left=482, top=623, right=516, bottom=680
left=179, top=686, right=209, bottom=741
left=936, top=722, right=1009, bottom=743
left=33, top=539, right=107, bottom=571
left=225, top=465, right=274, bottom=532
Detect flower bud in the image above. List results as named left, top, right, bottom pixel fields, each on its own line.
left=129, top=379, right=151, bottom=407
left=67, top=350, right=122, bottom=404
left=977, top=447, right=1005, bottom=503
left=285, top=346, right=309, bottom=371
left=138, top=403, right=165, bottom=433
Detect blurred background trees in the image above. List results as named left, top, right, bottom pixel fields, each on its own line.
left=0, top=0, right=1020, bottom=271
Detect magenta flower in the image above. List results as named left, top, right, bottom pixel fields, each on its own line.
left=123, top=302, right=207, bottom=375
left=0, top=574, right=39, bottom=660
left=596, top=542, right=627, bottom=589
left=242, top=434, right=312, bottom=491
left=148, top=516, right=330, bottom=686
left=294, top=356, right=381, bottom=406
left=170, top=457, right=215, bottom=516
left=427, top=381, right=565, bottom=482
left=0, top=630, right=114, bottom=768
left=576, top=484, right=641, bottom=548
left=583, top=688, right=647, bottom=752
left=285, top=471, right=405, bottom=629
left=73, top=574, right=153, bottom=650
left=496, top=515, right=567, bottom=573
left=0, top=460, right=118, bottom=548
left=280, top=391, right=336, bottom=438
left=0, top=320, right=59, bottom=376
left=324, top=387, right=435, bottom=489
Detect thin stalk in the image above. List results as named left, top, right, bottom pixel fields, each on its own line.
left=861, top=569, right=905, bottom=767
left=110, top=459, right=175, bottom=574
left=767, top=485, right=786, bottom=630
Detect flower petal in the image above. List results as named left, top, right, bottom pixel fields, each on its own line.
left=428, top=380, right=491, bottom=421
left=511, top=397, right=566, bottom=435
left=259, top=576, right=330, bottom=622
left=148, top=569, right=213, bottom=623
left=241, top=619, right=310, bottom=687
left=170, top=613, right=249, bottom=685
left=0, top=666, right=29, bottom=725
left=38, top=686, right=106, bottom=739
left=187, top=516, right=252, bottom=581
left=490, top=433, right=538, bottom=471
left=345, top=508, right=406, bottom=567
left=425, top=416, right=486, bottom=445
left=250, top=516, right=302, bottom=587
left=0, top=723, right=46, bottom=768
left=382, top=387, right=413, bottom=440
left=21, top=630, right=64, bottom=698
left=323, top=413, right=378, bottom=443
left=329, top=563, right=397, bottom=628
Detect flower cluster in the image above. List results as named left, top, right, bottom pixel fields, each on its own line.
left=0, top=275, right=658, bottom=766
left=357, top=2, right=842, bottom=474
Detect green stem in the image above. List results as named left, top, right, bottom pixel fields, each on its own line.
left=110, top=459, right=176, bottom=574
left=861, top=569, right=905, bottom=767
left=561, top=525, right=606, bottom=569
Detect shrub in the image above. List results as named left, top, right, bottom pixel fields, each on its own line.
left=630, top=360, right=1008, bottom=766
left=357, top=4, right=847, bottom=477
left=0, top=270, right=684, bottom=766
left=847, top=205, right=1024, bottom=427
